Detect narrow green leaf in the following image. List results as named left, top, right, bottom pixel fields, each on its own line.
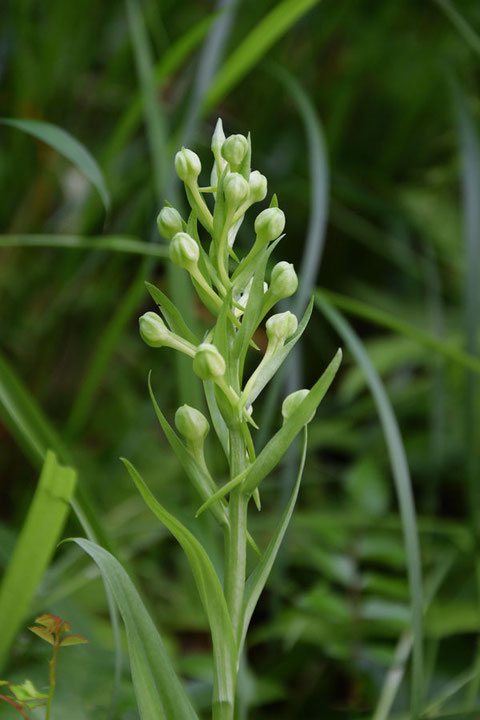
left=244, top=298, right=314, bottom=407
left=243, top=348, right=342, bottom=495
left=59, top=634, right=89, bottom=647
left=0, top=451, right=76, bottom=670
left=239, top=428, right=308, bottom=654
left=0, top=234, right=168, bottom=258
left=203, top=379, right=229, bottom=459
left=315, top=295, right=424, bottom=719
left=121, top=460, right=236, bottom=715
left=145, top=282, right=199, bottom=344
left=432, top=0, right=480, bottom=57
left=70, top=538, right=198, bottom=720
left=148, top=373, right=229, bottom=528
left=0, top=118, right=110, bottom=211
left=316, top=288, right=480, bottom=375
left=204, top=0, right=322, bottom=110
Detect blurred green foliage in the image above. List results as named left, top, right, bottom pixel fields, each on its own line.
left=1, top=0, right=480, bottom=717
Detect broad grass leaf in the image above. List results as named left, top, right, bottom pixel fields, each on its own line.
left=0, top=451, right=76, bottom=670
left=0, top=118, right=110, bottom=211
left=243, top=348, right=342, bottom=495
left=70, top=538, right=198, bottom=720
left=121, top=460, right=236, bottom=714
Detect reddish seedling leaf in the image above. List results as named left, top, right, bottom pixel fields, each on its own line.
left=33, top=614, right=62, bottom=633
left=59, top=620, right=71, bottom=634
left=59, top=634, right=88, bottom=647
left=28, top=626, right=55, bottom=645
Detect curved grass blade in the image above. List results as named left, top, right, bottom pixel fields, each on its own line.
left=238, top=428, right=308, bottom=654
left=432, top=0, right=480, bottom=58
left=0, top=118, right=110, bottom=211
left=204, top=0, right=322, bottom=111
left=243, top=348, right=341, bottom=496
left=70, top=538, right=199, bottom=720
left=316, top=288, right=480, bottom=375
left=121, top=460, right=236, bottom=717
left=315, top=295, right=424, bottom=719
left=0, top=451, right=76, bottom=671
left=0, top=234, right=168, bottom=258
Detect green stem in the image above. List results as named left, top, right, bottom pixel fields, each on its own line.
left=224, top=426, right=248, bottom=643
left=46, top=645, right=59, bottom=720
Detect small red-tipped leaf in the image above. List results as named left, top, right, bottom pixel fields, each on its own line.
left=59, top=634, right=88, bottom=647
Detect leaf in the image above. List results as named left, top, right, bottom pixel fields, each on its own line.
left=242, top=348, right=342, bottom=495
left=243, top=298, right=314, bottom=407
left=147, top=373, right=229, bottom=528
left=0, top=451, right=76, bottom=669
left=204, top=0, right=322, bottom=110
left=0, top=118, right=110, bottom=211
left=145, top=282, right=199, bottom=344
left=59, top=634, right=89, bottom=647
left=71, top=538, right=198, bottom=720
left=238, top=428, right=308, bottom=654
left=28, top=626, right=55, bottom=646
left=316, top=288, right=480, bottom=375
left=121, top=460, right=236, bottom=715
left=0, top=234, right=168, bottom=258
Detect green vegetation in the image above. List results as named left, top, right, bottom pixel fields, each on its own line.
left=1, top=0, right=480, bottom=718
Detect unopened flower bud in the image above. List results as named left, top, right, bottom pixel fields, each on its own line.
left=282, top=389, right=315, bottom=424
left=157, top=206, right=183, bottom=240
left=139, top=312, right=170, bottom=347
left=169, top=232, right=200, bottom=271
left=193, top=343, right=226, bottom=380
left=224, top=172, right=249, bottom=207
left=221, top=134, right=248, bottom=168
left=175, top=148, right=201, bottom=183
left=175, top=404, right=210, bottom=442
left=266, top=311, right=298, bottom=343
left=248, top=171, right=267, bottom=203
left=269, top=261, right=298, bottom=300
left=254, top=208, right=285, bottom=244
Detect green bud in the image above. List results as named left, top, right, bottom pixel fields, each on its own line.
left=269, top=261, right=298, bottom=300
left=139, top=312, right=171, bottom=347
left=169, top=232, right=200, bottom=271
left=282, top=389, right=315, bottom=424
left=224, top=172, right=249, bottom=207
left=175, top=404, right=210, bottom=442
left=248, top=170, right=267, bottom=203
left=266, top=311, right=298, bottom=343
left=175, top=148, right=201, bottom=183
left=221, top=134, right=248, bottom=168
left=157, top=206, right=183, bottom=240
left=193, top=343, right=226, bottom=380
left=254, top=207, right=285, bottom=243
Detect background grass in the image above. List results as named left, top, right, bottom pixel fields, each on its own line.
left=1, top=0, right=480, bottom=717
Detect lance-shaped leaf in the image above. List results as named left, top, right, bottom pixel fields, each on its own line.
left=243, top=298, right=314, bottom=408
left=148, top=373, right=229, bottom=528
left=238, top=428, right=308, bottom=654
left=233, top=252, right=269, bottom=372
left=70, top=538, right=198, bottom=720
left=145, top=282, right=199, bottom=345
left=121, top=460, right=236, bottom=716
left=203, top=379, right=229, bottom=458
left=242, top=348, right=342, bottom=496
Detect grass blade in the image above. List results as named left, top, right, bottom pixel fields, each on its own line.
left=239, top=428, right=308, bottom=654
left=0, top=451, right=76, bottom=670
left=316, top=288, right=480, bottom=375
left=121, top=460, right=237, bottom=717
left=432, top=0, right=480, bottom=58
left=70, top=538, right=199, bottom=720
left=0, top=117, right=110, bottom=211
left=0, top=234, right=168, bottom=258
left=204, top=0, right=323, bottom=111
left=315, top=295, right=424, bottom=719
